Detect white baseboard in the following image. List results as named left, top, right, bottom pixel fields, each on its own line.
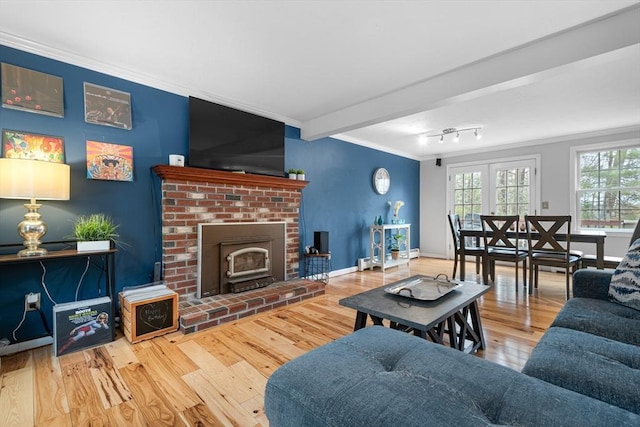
left=0, top=336, right=53, bottom=356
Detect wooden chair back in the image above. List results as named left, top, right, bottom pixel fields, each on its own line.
left=481, top=215, right=521, bottom=251
left=525, top=215, right=571, bottom=255
left=448, top=214, right=461, bottom=250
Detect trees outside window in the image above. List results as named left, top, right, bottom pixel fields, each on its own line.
left=577, top=146, right=640, bottom=230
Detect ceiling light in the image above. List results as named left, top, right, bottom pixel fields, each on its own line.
left=422, top=127, right=483, bottom=144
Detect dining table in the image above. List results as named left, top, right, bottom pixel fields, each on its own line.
left=458, top=228, right=607, bottom=282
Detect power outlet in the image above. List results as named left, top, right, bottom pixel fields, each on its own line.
left=25, top=292, right=41, bottom=311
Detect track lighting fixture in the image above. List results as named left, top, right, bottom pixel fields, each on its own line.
left=421, top=127, right=482, bottom=143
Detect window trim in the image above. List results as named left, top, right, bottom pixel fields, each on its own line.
left=570, top=138, right=640, bottom=234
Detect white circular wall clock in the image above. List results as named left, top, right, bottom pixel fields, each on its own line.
left=373, top=167, right=390, bottom=195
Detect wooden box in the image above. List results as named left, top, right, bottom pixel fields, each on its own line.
left=119, top=289, right=178, bottom=344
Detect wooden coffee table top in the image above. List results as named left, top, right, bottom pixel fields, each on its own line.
left=339, top=276, right=490, bottom=332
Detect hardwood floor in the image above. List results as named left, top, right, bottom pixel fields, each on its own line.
left=0, top=257, right=569, bottom=426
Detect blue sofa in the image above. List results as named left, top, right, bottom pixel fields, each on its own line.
left=265, top=269, right=640, bottom=426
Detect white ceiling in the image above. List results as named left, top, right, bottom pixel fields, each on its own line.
left=1, top=0, right=639, bottom=160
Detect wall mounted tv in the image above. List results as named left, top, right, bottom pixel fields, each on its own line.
left=188, top=96, right=285, bottom=177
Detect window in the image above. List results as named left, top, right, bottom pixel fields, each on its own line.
left=577, top=146, right=640, bottom=230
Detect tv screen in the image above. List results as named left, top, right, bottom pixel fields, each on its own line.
left=188, top=96, right=285, bottom=177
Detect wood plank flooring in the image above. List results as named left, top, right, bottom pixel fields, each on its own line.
left=0, top=257, right=569, bottom=426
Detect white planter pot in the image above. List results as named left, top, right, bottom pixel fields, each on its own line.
left=289, top=173, right=298, bottom=180
left=77, top=240, right=111, bottom=252
left=297, top=174, right=305, bottom=181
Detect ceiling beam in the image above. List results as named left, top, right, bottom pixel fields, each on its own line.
left=301, top=4, right=640, bottom=142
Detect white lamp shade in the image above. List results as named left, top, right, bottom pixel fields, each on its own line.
left=0, top=158, right=70, bottom=200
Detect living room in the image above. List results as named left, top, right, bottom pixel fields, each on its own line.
left=0, top=1, right=639, bottom=425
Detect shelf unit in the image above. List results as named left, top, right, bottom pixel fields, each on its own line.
left=369, top=223, right=411, bottom=271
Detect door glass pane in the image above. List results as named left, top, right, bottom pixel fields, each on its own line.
left=493, top=165, right=531, bottom=220
left=453, top=170, right=482, bottom=229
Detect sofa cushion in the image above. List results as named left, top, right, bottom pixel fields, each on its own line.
left=265, top=326, right=640, bottom=427
left=608, top=238, right=640, bottom=310
left=550, top=296, right=640, bottom=345
left=522, top=326, right=640, bottom=414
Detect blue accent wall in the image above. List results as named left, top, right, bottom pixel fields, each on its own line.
left=0, top=45, right=419, bottom=343
left=286, top=127, right=419, bottom=272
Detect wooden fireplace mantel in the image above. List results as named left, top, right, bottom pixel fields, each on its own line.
left=152, top=165, right=309, bottom=190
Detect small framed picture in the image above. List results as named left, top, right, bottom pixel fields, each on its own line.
left=86, top=140, right=134, bottom=182
left=84, top=82, right=132, bottom=130
left=2, top=129, right=65, bottom=163
left=1, top=63, right=64, bottom=117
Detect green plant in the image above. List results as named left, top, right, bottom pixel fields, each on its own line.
left=389, top=233, right=405, bottom=251
left=296, top=169, right=305, bottom=174
left=71, top=214, right=120, bottom=244
left=288, top=168, right=297, bottom=174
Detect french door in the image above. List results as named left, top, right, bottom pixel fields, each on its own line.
left=447, top=157, right=539, bottom=256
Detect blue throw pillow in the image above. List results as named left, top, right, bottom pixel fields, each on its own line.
left=608, top=238, right=640, bottom=310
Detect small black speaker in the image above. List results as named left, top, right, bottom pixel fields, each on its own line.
left=314, top=231, right=329, bottom=254
left=435, top=158, right=442, bottom=167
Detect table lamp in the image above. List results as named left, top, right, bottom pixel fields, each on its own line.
left=0, top=158, right=70, bottom=256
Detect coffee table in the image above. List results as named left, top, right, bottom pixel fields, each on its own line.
left=339, top=275, right=490, bottom=353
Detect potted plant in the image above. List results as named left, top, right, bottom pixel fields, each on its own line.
left=71, top=213, right=121, bottom=252
left=288, top=168, right=298, bottom=180
left=296, top=169, right=305, bottom=180
left=389, top=233, right=405, bottom=260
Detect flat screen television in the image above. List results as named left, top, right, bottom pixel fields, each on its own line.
left=188, top=96, right=285, bottom=177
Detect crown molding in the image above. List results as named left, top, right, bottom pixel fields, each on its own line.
left=0, top=31, right=301, bottom=128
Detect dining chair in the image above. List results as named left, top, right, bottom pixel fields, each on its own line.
left=579, top=218, right=640, bottom=269
left=448, top=214, right=484, bottom=280
left=525, top=215, right=581, bottom=299
left=480, top=215, right=527, bottom=291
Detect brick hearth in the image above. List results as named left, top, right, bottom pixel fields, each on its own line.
left=178, top=279, right=325, bottom=334
left=153, top=165, right=323, bottom=334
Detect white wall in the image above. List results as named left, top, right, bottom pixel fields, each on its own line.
left=420, top=128, right=640, bottom=260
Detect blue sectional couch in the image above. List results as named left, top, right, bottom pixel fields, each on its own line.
left=265, top=268, right=640, bottom=426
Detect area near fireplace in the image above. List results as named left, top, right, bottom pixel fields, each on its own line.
left=153, top=165, right=325, bottom=334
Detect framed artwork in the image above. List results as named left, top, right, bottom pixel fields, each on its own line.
left=1, top=63, right=64, bottom=117
left=86, top=140, right=134, bottom=182
left=2, top=129, right=65, bottom=163
left=84, top=82, right=132, bottom=130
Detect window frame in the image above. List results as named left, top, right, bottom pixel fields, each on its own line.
left=570, top=139, right=640, bottom=234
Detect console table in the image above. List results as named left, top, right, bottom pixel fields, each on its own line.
left=370, top=223, right=411, bottom=271
left=0, top=247, right=117, bottom=341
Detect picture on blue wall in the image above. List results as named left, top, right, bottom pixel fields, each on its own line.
left=1, top=62, right=64, bottom=117
left=84, top=82, right=132, bottom=130
left=86, top=140, right=134, bottom=181
left=2, top=129, right=65, bottom=163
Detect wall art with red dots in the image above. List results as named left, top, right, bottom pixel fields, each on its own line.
left=1, top=62, right=64, bottom=118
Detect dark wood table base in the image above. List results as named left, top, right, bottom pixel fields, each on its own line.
left=353, top=300, right=485, bottom=353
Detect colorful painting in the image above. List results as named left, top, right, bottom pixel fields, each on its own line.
left=1, top=63, right=64, bottom=117
left=86, top=141, right=134, bottom=182
left=84, top=83, right=132, bottom=130
left=2, top=129, right=65, bottom=162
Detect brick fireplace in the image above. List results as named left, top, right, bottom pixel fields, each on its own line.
left=152, top=165, right=325, bottom=334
